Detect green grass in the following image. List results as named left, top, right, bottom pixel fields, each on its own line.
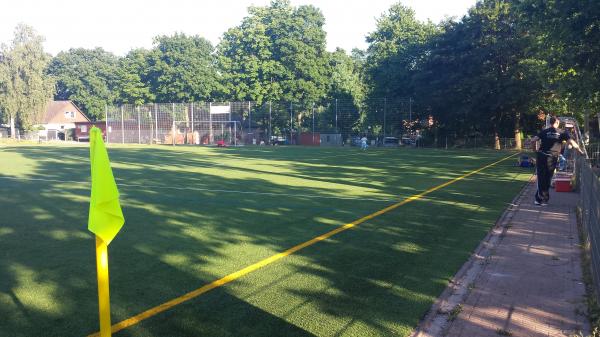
left=0, top=144, right=532, bottom=337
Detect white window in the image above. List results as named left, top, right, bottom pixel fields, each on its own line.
left=80, top=125, right=88, bottom=133
left=64, top=111, right=75, bottom=118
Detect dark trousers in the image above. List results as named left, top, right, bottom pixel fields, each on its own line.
left=535, top=152, right=558, bottom=203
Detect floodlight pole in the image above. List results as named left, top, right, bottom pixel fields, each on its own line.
left=269, top=101, right=272, bottom=145
left=290, top=102, right=293, bottom=145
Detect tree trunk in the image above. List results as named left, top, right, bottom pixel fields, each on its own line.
left=514, top=111, right=521, bottom=150
left=584, top=110, right=590, bottom=144
left=9, top=115, right=15, bottom=139
left=494, top=132, right=501, bottom=150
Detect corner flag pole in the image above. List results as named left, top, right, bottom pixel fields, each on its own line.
left=95, top=236, right=112, bottom=337
left=88, top=126, right=125, bottom=337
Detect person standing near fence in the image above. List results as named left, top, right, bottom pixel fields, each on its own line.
left=530, top=116, right=584, bottom=205
left=361, top=136, right=368, bottom=150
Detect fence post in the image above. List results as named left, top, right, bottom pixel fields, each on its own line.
left=191, top=102, right=194, bottom=142
left=312, top=103, right=315, bottom=145
left=154, top=103, right=158, bottom=144
left=409, top=97, right=412, bottom=123
left=137, top=106, right=141, bottom=144
left=229, top=101, right=232, bottom=145
left=120, top=105, right=124, bottom=144
left=105, top=104, right=109, bottom=143
left=209, top=102, right=213, bottom=144
left=383, top=97, right=387, bottom=139
left=335, top=98, right=338, bottom=134
left=172, top=103, right=175, bottom=146
left=248, top=101, right=252, bottom=144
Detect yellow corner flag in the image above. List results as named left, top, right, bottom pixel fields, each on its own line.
left=88, top=126, right=124, bottom=337
left=88, top=127, right=124, bottom=244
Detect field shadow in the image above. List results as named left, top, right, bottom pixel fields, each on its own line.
left=0, top=145, right=527, bottom=336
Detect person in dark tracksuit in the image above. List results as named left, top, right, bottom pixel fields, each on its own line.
left=530, top=117, right=584, bottom=205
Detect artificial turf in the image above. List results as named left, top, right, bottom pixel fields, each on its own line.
left=0, top=143, right=533, bottom=337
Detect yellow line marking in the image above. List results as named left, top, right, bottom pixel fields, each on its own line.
left=87, top=152, right=518, bottom=337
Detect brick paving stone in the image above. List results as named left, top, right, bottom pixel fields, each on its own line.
left=443, top=179, right=589, bottom=337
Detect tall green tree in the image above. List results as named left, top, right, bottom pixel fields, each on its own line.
left=320, top=48, right=366, bottom=137
left=114, top=49, right=155, bottom=105
left=0, top=24, right=54, bottom=137
left=464, top=0, right=547, bottom=149
left=365, top=3, right=438, bottom=99
left=413, top=0, right=548, bottom=149
left=48, top=48, right=119, bottom=120
left=218, top=0, right=331, bottom=104
left=517, top=0, right=600, bottom=135
left=147, top=33, right=223, bottom=102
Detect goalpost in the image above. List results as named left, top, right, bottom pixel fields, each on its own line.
left=172, top=120, right=242, bottom=146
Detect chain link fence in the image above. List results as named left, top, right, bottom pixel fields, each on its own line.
left=103, top=99, right=522, bottom=148
left=578, top=155, right=600, bottom=303
left=104, top=99, right=416, bottom=146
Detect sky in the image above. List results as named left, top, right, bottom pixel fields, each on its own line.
left=0, top=0, right=477, bottom=56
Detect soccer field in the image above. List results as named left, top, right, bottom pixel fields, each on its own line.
left=0, top=144, right=532, bottom=337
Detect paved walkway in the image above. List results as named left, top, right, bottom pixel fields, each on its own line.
left=415, top=177, right=590, bottom=337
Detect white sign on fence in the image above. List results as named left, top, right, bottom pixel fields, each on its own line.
left=210, top=105, right=231, bottom=115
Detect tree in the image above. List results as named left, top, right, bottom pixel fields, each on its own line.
left=365, top=3, right=438, bottom=99
left=218, top=0, right=331, bottom=104
left=329, top=48, right=365, bottom=102
left=462, top=0, right=546, bottom=149
left=362, top=3, right=438, bottom=138
left=412, top=0, right=548, bottom=149
left=517, top=0, right=600, bottom=137
left=114, top=49, right=155, bottom=105
left=48, top=48, right=119, bottom=120
left=0, top=24, right=54, bottom=137
left=147, top=33, right=223, bottom=102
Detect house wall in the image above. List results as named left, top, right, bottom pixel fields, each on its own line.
left=36, top=101, right=91, bottom=140
left=74, top=122, right=106, bottom=141
left=299, top=132, right=320, bottom=146
left=44, top=102, right=89, bottom=124
left=37, top=123, right=77, bottom=140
